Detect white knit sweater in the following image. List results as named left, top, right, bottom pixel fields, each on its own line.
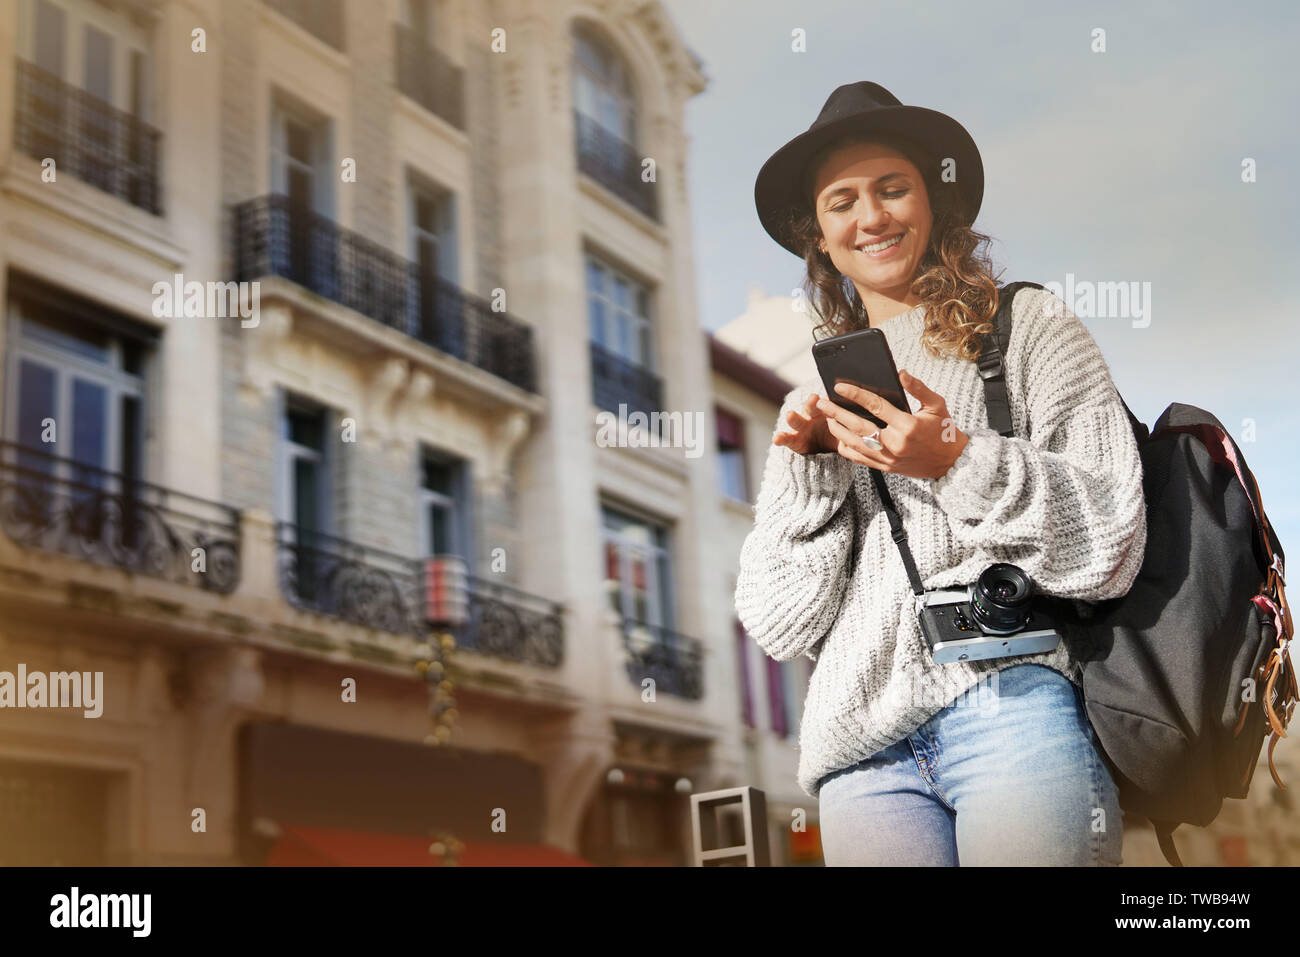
left=734, top=286, right=1147, bottom=798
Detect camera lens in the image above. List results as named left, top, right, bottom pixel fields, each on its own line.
left=969, top=563, right=1034, bottom=635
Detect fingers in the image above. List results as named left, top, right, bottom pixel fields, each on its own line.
left=826, top=418, right=891, bottom=468
left=814, top=393, right=887, bottom=437
left=898, top=370, right=941, bottom=413
left=829, top=381, right=909, bottom=430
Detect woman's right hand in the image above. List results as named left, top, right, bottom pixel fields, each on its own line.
left=774, top=394, right=838, bottom=456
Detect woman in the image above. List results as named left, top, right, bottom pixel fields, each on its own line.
left=737, top=82, right=1147, bottom=866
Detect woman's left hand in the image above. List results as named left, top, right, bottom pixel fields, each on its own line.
left=815, top=370, right=971, bottom=480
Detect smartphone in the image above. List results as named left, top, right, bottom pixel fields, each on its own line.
left=811, top=328, right=909, bottom=430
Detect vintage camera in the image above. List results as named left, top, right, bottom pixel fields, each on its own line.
left=917, top=562, right=1062, bottom=663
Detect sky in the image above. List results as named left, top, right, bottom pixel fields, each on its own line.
left=662, top=0, right=1300, bottom=562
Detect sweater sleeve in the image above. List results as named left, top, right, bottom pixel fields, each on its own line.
left=734, top=380, right=858, bottom=662
left=928, top=289, right=1147, bottom=602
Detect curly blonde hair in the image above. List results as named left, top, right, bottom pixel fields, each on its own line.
left=786, top=130, right=1004, bottom=362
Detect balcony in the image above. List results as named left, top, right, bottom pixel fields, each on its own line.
left=233, top=194, right=537, bottom=392
left=0, top=442, right=240, bottom=593
left=264, top=0, right=344, bottom=50
left=453, top=576, right=564, bottom=668
left=277, top=523, right=425, bottom=635
left=590, top=342, right=663, bottom=420
left=277, top=528, right=566, bottom=661
left=12, top=59, right=162, bottom=215
left=621, top=619, right=704, bottom=700
left=573, top=110, right=658, bottom=221
left=394, top=24, right=465, bottom=130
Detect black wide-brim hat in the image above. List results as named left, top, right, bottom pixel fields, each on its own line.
left=754, top=81, right=984, bottom=258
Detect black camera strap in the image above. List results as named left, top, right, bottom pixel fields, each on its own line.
left=868, top=468, right=926, bottom=597
left=868, top=283, right=1040, bottom=598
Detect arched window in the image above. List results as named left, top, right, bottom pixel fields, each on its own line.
left=572, top=22, right=636, bottom=145
left=571, top=22, right=656, bottom=218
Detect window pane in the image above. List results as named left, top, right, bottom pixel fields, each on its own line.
left=573, top=31, right=605, bottom=77
left=293, top=458, right=320, bottom=533
left=718, top=449, right=747, bottom=500
left=83, top=26, right=112, bottom=102
left=603, top=540, right=623, bottom=616
left=574, top=73, right=596, bottom=121
left=34, top=0, right=65, bottom=77
left=613, top=276, right=631, bottom=311
left=736, top=622, right=754, bottom=728
left=589, top=297, right=606, bottom=346
left=428, top=503, right=450, bottom=554
left=17, top=360, right=57, bottom=451
left=70, top=379, right=107, bottom=471
left=615, top=314, right=633, bottom=363
left=287, top=121, right=313, bottom=164
left=288, top=408, right=324, bottom=450
left=119, top=394, right=141, bottom=482
left=122, top=339, right=144, bottom=376
left=655, top=551, right=672, bottom=627
left=586, top=259, right=604, bottom=296
left=415, top=194, right=435, bottom=232
left=768, top=657, right=789, bottom=738
left=129, top=50, right=145, bottom=119
left=422, top=458, right=453, bottom=494
left=14, top=360, right=57, bottom=520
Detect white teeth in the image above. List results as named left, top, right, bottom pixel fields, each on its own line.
left=859, top=235, right=902, bottom=253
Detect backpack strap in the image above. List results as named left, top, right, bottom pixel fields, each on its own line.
left=976, top=282, right=1043, bottom=437
left=978, top=282, right=1150, bottom=444
left=1152, top=819, right=1184, bottom=866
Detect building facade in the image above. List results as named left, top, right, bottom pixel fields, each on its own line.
left=0, top=0, right=759, bottom=867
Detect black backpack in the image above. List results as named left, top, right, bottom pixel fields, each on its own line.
left=977, top=281, right=1299, bottom=865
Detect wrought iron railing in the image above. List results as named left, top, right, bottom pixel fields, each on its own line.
left=394, top=24, right=465, bottom=129
left=452, top=575, right=564, bottom=667
left=573, top=110, right=658, bottom=220
left=264, top=0, right=344, bottom=50
left=276, top=523, right=425, bottom=635
left=620, top=619, right=704, bottom=700
left=0, top=442, right=240, bottom=592
left=590, top=342, right=663, bottom=422
left=234, top=194, right=537, bottom=392
left=13, top=59, right=162, bottom=214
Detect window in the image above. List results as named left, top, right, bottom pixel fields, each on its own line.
left=280, top=398, right=329, bottom=534
left=277, top=395, right=332, bottom=604
left=3, top=290, right=147, bottom=509
left=419, top=450, right=471, bottom=562
left=397, top=0, right=437, bottom=43
left=601, top=505, right=673, bottom=629
left=16, top=0, right=157, bottom=210
left=586, top=254, right=653, bottom=369
left=270, top=98, right=335, bottom=292
left=31, top=0, right=66, bottom=77
left=716, top=407, right=748, bottom=501
left=20, top=0, right=152, bottom=118
left=767, top=656, right=789, bottom=738
left=406, top=177, right=459, bottom=348
left=572, top=22, right=635, bottom=144
left=271, top=101, right=332, bottom=215
left=736, top=619, right=755, bottom=729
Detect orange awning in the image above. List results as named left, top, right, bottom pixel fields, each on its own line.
left=267, top=825, right=594, bottom=867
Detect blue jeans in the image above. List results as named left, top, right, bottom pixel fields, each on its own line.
left=816, top=664, right=1123, bottom=866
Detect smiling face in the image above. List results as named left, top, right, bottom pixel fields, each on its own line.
left=809, top=141, right=933, bottom=318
